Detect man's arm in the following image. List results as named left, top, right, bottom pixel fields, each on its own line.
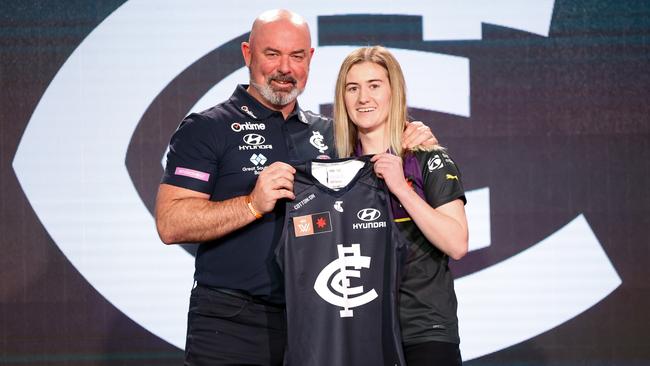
left=155, top=162, right=296, bottom=244
left=402, top=121, right=439, bottom=149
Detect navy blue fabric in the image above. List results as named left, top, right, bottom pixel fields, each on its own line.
left=162, top=85, right=334, bottom=303
left=278, top=157, right=406, bottom=366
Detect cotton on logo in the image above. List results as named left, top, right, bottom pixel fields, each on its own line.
left=313, top=244, right=378, bottom=317
left=357, top=208, right=381, bottom=222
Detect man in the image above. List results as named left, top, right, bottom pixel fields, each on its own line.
left=155, top=9, right=435, bottom=365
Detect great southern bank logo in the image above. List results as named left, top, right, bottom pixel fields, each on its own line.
left=12, top=0, right=620, bottom=361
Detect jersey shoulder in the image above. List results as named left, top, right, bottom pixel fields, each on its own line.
left=413, top=148, right=461, bottom=176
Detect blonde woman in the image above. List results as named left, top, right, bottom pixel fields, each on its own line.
left=334, top=46, right=469, bottom=365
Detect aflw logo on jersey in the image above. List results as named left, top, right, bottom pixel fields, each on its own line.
left=293, top=211, right=332, bottom=237
left=313, top=244, right=378, bottom=317
left=352, top=208, right=387, bottom=230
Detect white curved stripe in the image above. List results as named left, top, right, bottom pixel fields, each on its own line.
left=421, top=0, right=555, bottom=40
left=456, top=214, right=621, bottom=360
left=465, top=187, right=491, bottom=251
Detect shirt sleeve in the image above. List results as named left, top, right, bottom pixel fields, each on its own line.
left=161, top=113, right=221, bottom=194
left=417, top=150, right=467, bottom=208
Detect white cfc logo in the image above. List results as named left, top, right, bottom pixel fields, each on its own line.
left=313, top=244, right=378, bottom=318
left=309, top=131, right=328, bottom=154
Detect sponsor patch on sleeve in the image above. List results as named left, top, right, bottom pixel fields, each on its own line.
left=174, top=167, right=210, bottom=182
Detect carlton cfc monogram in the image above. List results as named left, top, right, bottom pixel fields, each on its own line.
left=313, top=243, right=378, bottom=318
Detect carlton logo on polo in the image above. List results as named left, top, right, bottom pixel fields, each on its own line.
left=353, top=208, right=386, bottom=230
left=231, top=122, right=265, bottom=132
left=309, top=131, right=328, bottom=153
left=313, top=244, right=378, bottom=318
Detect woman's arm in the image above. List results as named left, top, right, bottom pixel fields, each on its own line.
left=371, top=153, right=468, bottom=260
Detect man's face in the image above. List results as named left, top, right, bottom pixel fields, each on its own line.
left=244, top=20, right=313, bottom=108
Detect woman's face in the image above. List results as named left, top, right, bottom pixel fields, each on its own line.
left=344, top=62, right=391, bottom=134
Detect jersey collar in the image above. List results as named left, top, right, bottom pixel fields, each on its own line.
left=231, top=84, right=309, bottom=124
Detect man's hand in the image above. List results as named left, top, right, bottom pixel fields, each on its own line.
left=249, top=161, right=296, bottom=214
left=402, top=121, right=438, bottom=149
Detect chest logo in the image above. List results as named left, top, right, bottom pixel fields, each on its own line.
left=357, top=208, right=380, bottom=221
left=354, top=208, right=386, bottom=230
left=293, top=211, right=332, bottom=237
left=309, top=131, right=328, bottom=154
left=249, top=153, right=267, bottom=166
left=334, top=201, right=343, bottom=212
left=243, top=133, right=265, bottom=145
left=231, top=121, right=265, bottom=132
left=240, top=105, right=257, bottom=119
left=314, top=244, right=378, bottom=318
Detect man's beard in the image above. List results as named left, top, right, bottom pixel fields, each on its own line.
left=250, top=72, right=303, bottom=107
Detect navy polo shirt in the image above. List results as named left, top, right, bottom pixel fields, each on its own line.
left=162, top=84, right=334, bottom=304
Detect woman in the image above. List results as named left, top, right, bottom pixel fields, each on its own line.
left=333, top=46, right=469, bottom=365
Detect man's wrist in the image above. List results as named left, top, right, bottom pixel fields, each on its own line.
left=245, top=195, right=263, bottom=219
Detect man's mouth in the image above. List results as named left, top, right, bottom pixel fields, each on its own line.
left=269, top=76, right=296, bottom=89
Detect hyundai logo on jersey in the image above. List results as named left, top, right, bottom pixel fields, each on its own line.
left=357, top=208, right=381, bottom=221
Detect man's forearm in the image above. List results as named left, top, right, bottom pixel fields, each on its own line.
left=156, top=195, right=258, bottom=244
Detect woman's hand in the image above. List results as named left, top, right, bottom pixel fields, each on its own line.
left=371, top=153, right=410, bottom=194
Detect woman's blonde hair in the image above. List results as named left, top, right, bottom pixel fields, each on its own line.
left=333, top=46, right=409, bottom=158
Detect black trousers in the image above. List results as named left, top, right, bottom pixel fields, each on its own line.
left=184, top=284, right=286, bottom=366
left=404, top=340, right=462, bottom=366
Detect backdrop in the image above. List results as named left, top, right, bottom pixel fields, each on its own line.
left=1, top=0, right=649, bottom=365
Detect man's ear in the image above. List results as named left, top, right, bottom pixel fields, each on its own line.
left=241, top=41, right=252, bottom=67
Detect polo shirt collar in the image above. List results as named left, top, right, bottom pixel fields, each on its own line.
left=231, top=84, right=309, bottom=124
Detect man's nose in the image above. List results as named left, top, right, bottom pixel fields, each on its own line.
left=278, top=55, right=291, bottom=74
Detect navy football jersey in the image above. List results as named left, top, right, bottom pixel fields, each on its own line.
left=277, top=156, right=406, bottom=366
